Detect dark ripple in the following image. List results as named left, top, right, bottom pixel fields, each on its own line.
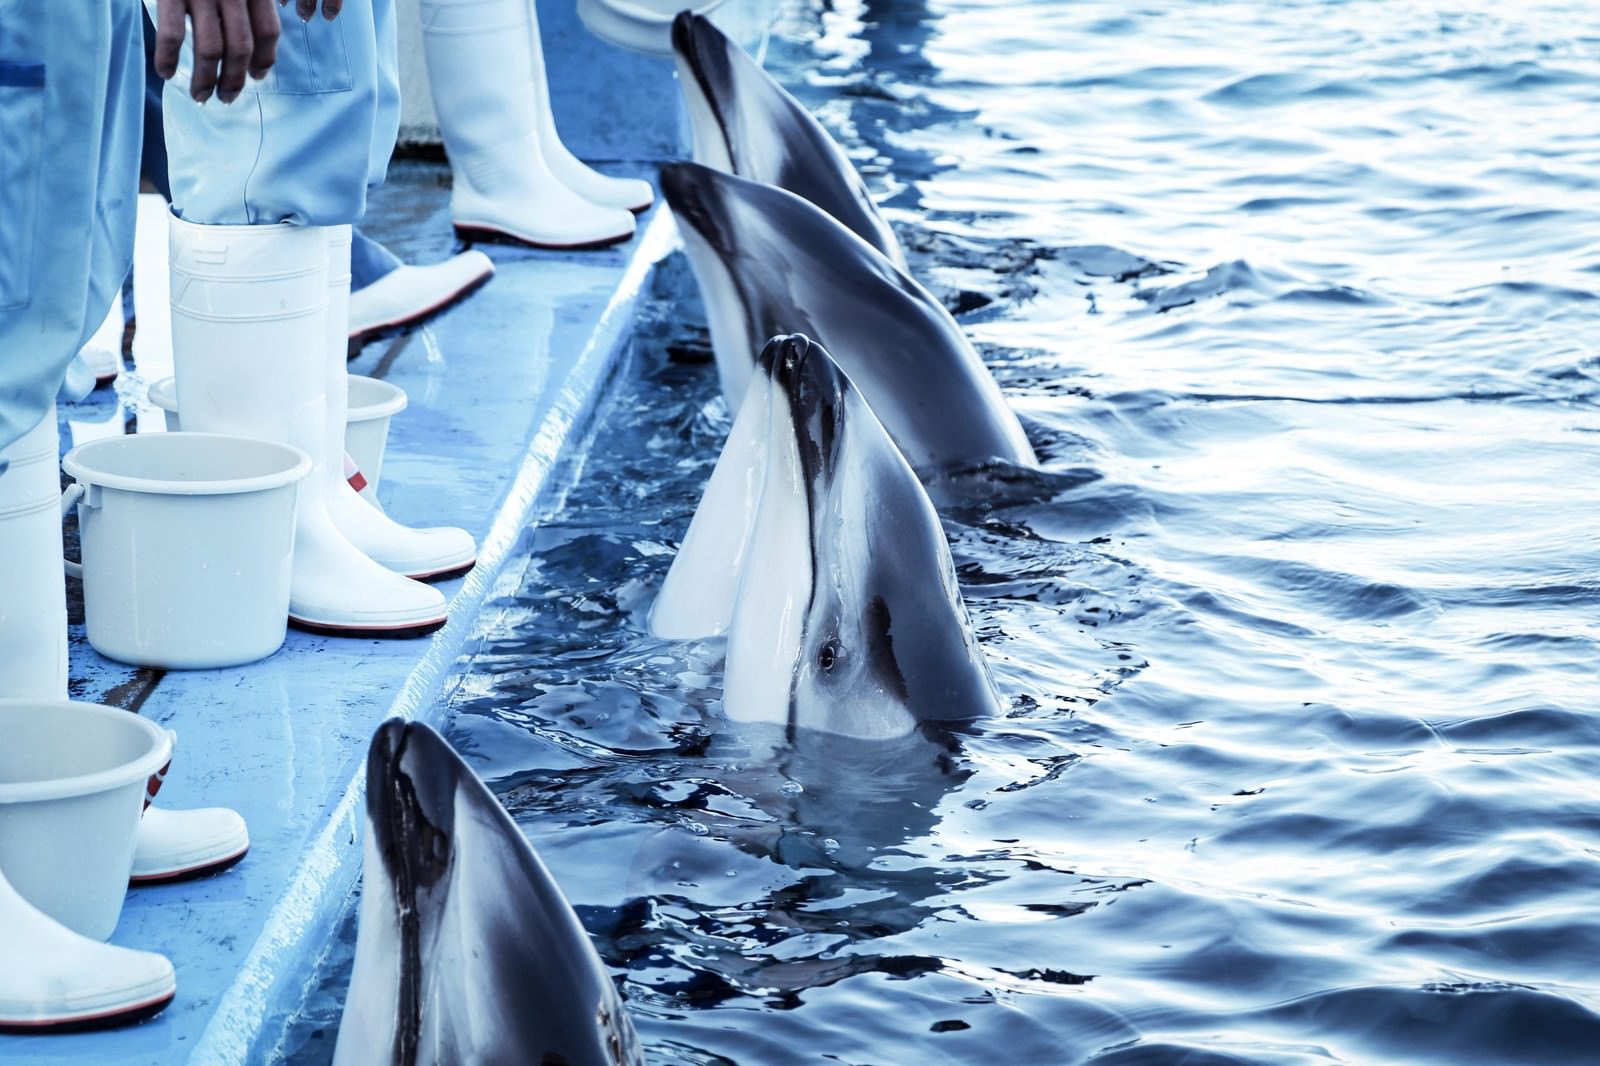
left=1437, top=705, right=1600, bottom=747
left=1134, top=260, right=1274, bottom=312
left=1204, top=71, right=1377, bottom=106
left=1245, top=985, right=1600, bottom=1065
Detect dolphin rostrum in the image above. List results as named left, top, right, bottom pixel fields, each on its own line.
left=671, top=10, right=908, bottom=270
left=651, top=334, right=1001, bottom=740
left=334, top=719, right=643, bottom=1066
left=659, top=162, right=1036, bottom=481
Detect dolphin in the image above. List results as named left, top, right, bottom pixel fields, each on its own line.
left=671, top=11, right=908, bottom=270
left=334, top=719, right=643, bottom=1066
left=659, top=162, right=1036, bottom=481
left=650, top=334, right=1001, bottom=740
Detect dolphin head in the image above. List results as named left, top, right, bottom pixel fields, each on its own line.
left=659, top=161, right=806, bottom=408
left=365, top=719, right=458, bottom=910
left=659, top=161, right=744, bottom=265
left=659, top=163, right=1033, bottom=476
left=658, top=162, right=899, bottom=414
left=669, top=11, right=908, bottom=270
left=671, top=12, right=738, bottom=173
left=659, top=334, right=1002, bottom=741
left=336, top=720, right=642, bottom=1066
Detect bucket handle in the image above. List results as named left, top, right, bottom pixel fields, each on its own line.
left=60, top=482, right=84, bottom=580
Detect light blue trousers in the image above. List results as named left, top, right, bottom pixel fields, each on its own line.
left=153, top=0, right=400, bottom=225
left=0, top=0, right=142, bottom=455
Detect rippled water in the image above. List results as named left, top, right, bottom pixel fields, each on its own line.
left=293, top=1, right=1600, bottom=1061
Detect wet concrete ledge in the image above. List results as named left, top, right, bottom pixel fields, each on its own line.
left=3, top=170, right=679, bottom=1064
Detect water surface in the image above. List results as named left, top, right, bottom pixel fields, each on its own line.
left=292, top=2, right=1600, bottom=1061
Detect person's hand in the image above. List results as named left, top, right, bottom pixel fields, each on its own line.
left=153, top=0, right=282, bottom=105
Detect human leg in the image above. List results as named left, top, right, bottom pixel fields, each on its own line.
left=155, top=0, right=450, bottom=633
left=420, top=0, right=637, bottom=248
left=0, top=0, right=181, bottom=1029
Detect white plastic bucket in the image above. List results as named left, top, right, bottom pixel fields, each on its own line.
left=344, top=375, right=407, bottom=502
left=62, top=432, right=311, bottom=669
left=144, top=376, right=183, bottom=433
left=149, top=374, right=404, bottom=501
left=0, top=700, right=173, bottom=940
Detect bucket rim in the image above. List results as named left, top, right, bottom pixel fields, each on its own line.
left=346, top=375, right=408, bottom=423
left=149, top=375, right=407, bottom=424
left=0, top=700, right=173, bottom=804
left=146, top=376, right=177, bottom=413
left=63, top=433, right=312, bottom=496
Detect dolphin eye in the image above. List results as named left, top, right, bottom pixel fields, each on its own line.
left=818, top=641, right=839, bottom=672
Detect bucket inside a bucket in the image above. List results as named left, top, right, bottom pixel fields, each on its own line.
left=63, top=432, right=310, bottom=496
left=347, top=375, right=407, bottom=423
left=150, top=375, right=404, bottom=423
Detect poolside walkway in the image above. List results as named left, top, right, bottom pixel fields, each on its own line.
left=5, top=166, right=678, bottom=1065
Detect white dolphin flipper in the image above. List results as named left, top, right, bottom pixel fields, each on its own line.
left=649, top=371, right=771, bottom=640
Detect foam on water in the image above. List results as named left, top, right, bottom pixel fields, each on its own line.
left=289, top=1, right=1600, bottom=1061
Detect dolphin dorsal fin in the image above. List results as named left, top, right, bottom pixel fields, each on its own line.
left=649, top=372, right=770, bottom=639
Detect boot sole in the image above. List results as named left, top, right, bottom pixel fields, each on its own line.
left=130, top=842, right=250, bottom=886
left=288, top=614, right=448, bottom=640
left=347, top=271, right=495, bottom=358
left=406, top=557, right=478, bottom=583
left=0, top=990, right=175, bottom=1034
left=452, top=223, right=633, bottom=252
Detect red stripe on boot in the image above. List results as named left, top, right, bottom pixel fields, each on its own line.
left=144, top=759, right=172, bottom=812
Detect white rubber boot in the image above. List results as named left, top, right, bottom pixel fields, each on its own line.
left=0, top=862, right=175, bottom=1033
left=322, top=228, right=477, bottom=581
left=78, top=293, right=125, bottom=386
left=129, top=738, right=249, bottom=885
left=168, top=216, right=449, bottom=636
left=130, top=805, right=250, bottom=885
left=0, top=406, right=68, bottom=699
left=525, top=0, right=654, bottom=214
left=130, top=193, right=174, bottom=380
left=420, top=0, right=637, bottom=249
left=347, top=250, right=495, bottom=347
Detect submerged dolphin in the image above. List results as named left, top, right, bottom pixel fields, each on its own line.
left=651, top=334, right=1001, bottom=740
left=334, top=720, right=643, bottom=1066
left=659, top=162, right=1035, bottom=480
left=670, top=11, right=908, bottom=270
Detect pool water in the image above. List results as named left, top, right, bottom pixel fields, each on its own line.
left=288, top=1, right=1600, bottom=1061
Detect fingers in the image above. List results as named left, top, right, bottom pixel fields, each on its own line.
left=153, top=0, right=187, bottom=82
left=214, top=0, right=254, bottom=103
left=247, top=0, right=280, bottom=81
left=278, top=0, right=340, bottom=26
left=187, top=0, right=225, bottom=103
